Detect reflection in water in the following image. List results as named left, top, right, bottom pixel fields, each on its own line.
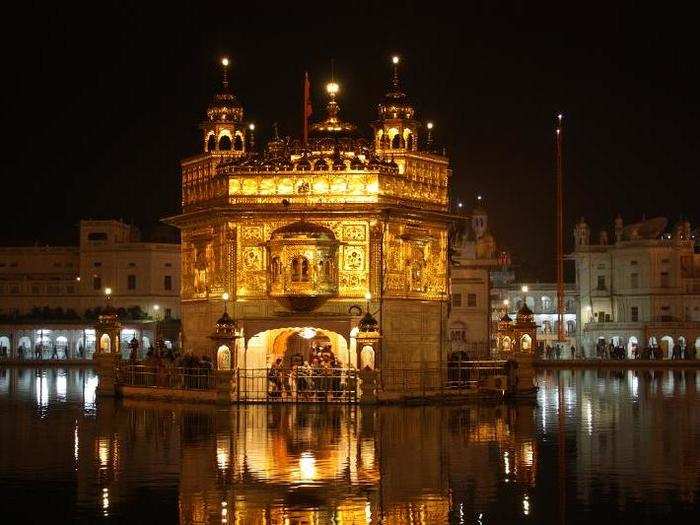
left=0, top=367, right=699, bottom=524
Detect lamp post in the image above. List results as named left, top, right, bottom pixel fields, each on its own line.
left=222, top=292, right=229, bottom=313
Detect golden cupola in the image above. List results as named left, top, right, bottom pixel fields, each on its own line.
left=266, top=221, right=340, bottom=311
left=202, top=57, right=246, bottom=155
left=310, top=81, right=357, bottom=137
left=374, top=55, right=419, bottom=152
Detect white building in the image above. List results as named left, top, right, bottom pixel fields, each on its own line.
left=491, top=281, right=579, bottom=353
left=0, top=220, right=180, bottom=359
left=571, top=215, right=700, bottom=357
left=448, top=202, right=501, bottom=358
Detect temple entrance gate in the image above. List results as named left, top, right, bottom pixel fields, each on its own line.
left=239, top=327, right=357, bottom=402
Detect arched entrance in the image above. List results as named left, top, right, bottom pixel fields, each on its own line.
left=17, top=336, right=31, bottom=359
left=100, top=334, right=111, bottom=353
left=627, top=336, right=639, bottom=358
left=241, top=326, right=356, bottom=402
left=520, top=334, right=532, bottom=351
left=217, top=345, right=231, bottom=370
left=246, top=327, right=353, bottom=370
left=0, top=336, right=10, bottom=358
left=55, top=336, right=68, bottom=359
left=660, top=336, right=674, bottom=359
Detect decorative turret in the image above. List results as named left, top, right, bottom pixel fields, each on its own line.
left=201, top=57, right=246, bottom=155
left=373, top=55, right=419, bottom=153
left=574, top=217, right=590, bottom=248
left=614, top=213, right=624, bottom=243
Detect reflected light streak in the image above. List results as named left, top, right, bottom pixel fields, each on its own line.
left=584, top=400, right=593, bottom=435
left=35, top=375, right=48, bottom=409
left=98, top=438, right=110, bottom=470
left=522, top=494, right=530, bottom=516
left=299, top=451, right=317, bottom=481
left=84, top=375, right=98, bottom=410
left=503, top=451, right=510, bottom=478
left=56, top=371, right=67, bottom=400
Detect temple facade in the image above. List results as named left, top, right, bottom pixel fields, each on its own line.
left=168, top=57, right=452, bottom=376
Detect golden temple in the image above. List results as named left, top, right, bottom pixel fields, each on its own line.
left=168, top=56, right=452, bottom=377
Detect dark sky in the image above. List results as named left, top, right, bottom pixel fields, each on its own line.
left=2, top=3, right=698, bottom=280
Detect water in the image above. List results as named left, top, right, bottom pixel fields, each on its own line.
left=0, top=367, right=699, bottom=524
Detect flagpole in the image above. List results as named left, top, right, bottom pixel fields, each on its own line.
left=303, top=72, right=309, bottom=146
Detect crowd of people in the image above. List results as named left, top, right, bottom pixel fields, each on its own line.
left=0, top=343, right=86, bottom=360
left=266, top=344, right=356, bottom=400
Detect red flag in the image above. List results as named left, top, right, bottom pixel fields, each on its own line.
left=303, top=71, right=312, bottom=145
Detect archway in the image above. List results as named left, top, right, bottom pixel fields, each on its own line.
left=100, top=334, right=111, bottom=353
left=17, top=336, right=31, bottom=359
left=627, top=336, right=639, bottom=358
left=520, top=334, right=532, bottom=351
left=246, top=327, right=352, bottom=370
left=660, top=336, right=674, bottom=359
left=217, top=345, right=231, bottom=370
left=0, top=336, right=10, bottom=357
left=502, top=336, right=512, bottom=352
left=360, top=345, right=375, bottom=369
left=55, top=336, right=68, bottom=359
left=219, top=135, right=232, bottom=151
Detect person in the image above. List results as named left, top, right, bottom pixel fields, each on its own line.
left=268, top=358, right=282, bottom=398
left=570, top=345, right=576, bottom=359
left=51, top=343, right=58, bottom=359
left=78, top=344, right=84, bottom=358
left=555, top=344, right=561, bottom=360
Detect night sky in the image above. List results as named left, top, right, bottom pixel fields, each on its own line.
left=2, top=3, right=697, bottom=280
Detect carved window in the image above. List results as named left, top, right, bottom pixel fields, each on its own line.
left=271, top=257, right=281, bottom=281
left=291, top=256, right=309, bottom=282
left=391, top=134, right=403, bottom=149
left=233, top=135, right=243, bottom=151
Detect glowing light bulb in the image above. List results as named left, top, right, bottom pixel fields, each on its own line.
left=503, top=299, right=510, bottom=306
left=248, top=123, right=255, bottom=131
left=153, top=304, right=160, bottom=311
left=521, top=285, right=528, bottom=293
left=221, top=57, right=229, bottom=67
left=222, top=292, right=229, bottom=301
left=477, top=194, right=483, bottom=200
left=427, top=122, right=434, bottom=130
left=558, top=113, right=563, bottom=120
left=300, top=327, right=317, bottom=339
left=326, top=82, right=339, bottom=95
left=458, top=202, right=463, bottom=208
left=364, top=291, right=372, bottom=300
left=392, top=55, right=400, bottom=64
left=104, top=288, right=112, bottom=296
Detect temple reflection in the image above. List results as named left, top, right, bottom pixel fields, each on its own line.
left=2, top=367, right=699, bottom=523
left=175, top=403, right=537, bottom=524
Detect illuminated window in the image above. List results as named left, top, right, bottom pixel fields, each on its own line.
left=391, top=134, right=402, bottom=149
left=406, top=133, right=414, bottom=150
left=660, top=271, right=670, bottom=288
left=291, top=256, right=309, bottom=282
left=233, top=135, right=243, bottom=151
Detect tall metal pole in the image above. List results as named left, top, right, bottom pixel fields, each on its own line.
left=556, top=114, right=565, bottom=342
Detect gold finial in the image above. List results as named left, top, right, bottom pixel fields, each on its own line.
left=326, top=82, right=339, bottom=97
left=221, top=57, right=230, bottom=88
